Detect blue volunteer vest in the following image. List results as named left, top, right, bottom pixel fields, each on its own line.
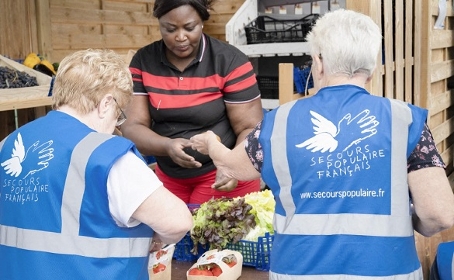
left=259, top=85, right=427, bottom=279
left=435, top=241, right=454, bottom=280
left=0, top=111, right=153, bottom=280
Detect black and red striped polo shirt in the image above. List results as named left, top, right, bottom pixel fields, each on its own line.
left=129, top=34, right=261, bottom=178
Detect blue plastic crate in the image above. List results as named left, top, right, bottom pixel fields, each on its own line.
left=172, top=233, right=199, bottom=262
left=294, top=66, right=314, bottom=94
left=173, top=232, right=274, bottom=271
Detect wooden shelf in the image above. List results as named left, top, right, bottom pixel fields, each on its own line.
left=0, top=86, right=52, bottom=111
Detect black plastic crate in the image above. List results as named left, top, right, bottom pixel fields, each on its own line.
left=245, top=14, right=320, bottom=44
left=257, top=76, right=280, bottom=99
left=257, top=75, right=299, bottom=99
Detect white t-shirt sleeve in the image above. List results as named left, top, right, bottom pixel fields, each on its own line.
left=107, top=151, right=162, bottom=227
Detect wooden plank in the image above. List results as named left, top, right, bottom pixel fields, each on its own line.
left=36, top=0, right=54, bottom=61
left=212, top=0, right=244, bottom=14
left=104, top=0, right=153, bottom=2
left=51, top=0, right=101, bottom=9
left=430, top=89, right=454, bottom=115
left=383, top=0, right=394, bottom=99
left=345, top=0, right=383, bottom=96
left=431, top=117, right=454, bottom=146
left=404, top=0, right=414, bottom=104
left=103, top=25, right=150, bottom=35
left=394, top=0, right=404, bottom=101
left=431, top=110, right=444, bottom=128
left=345, top=0, right=372, bottom=14
left=203, top=24, right=231, bottom=36
left=279, top=63, right=295, bottom=105
left=52, top=23, right=103, bottom=36
left=101, top=1, right=150, bottom=12
left=0, top=86, right=53, bottom=111
left=50, top=7, right=159, bottom=25
left=414, top=0, right=430, bottom=110
left=431, top=60, right=454, bottom=83
left=27, top=1, right=40, bottom=57
left=205, top=14, right=240, bottom=24
left=431, top=29, right=454, bottom=49
left=51, top=49, right=141, bottom=63
left=431, top=48, right=445, bottom=63
left=52, top=34, right=154, bottom=49
left=369, top=0, right=383, bottom=97
left=441, top=145, right=452, bottom=170
left=0, top=1, right=34, bottom=59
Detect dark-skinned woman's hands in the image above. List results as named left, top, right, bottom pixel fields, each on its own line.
left=166, top=138, right=202, bottom=168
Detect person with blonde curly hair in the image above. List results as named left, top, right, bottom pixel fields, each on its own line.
left=0, top=49, right=192, bottom=280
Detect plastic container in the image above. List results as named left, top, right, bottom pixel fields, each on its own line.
left=257, top=76, right=280, bottom=99
left=245, top=14, right=320, bottom=44
left=293, top=65, right=314, bottom=94
left=174, top=232, right=274, bottom=271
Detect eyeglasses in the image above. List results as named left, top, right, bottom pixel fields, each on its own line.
left=113, top=98, right=127, bottom=126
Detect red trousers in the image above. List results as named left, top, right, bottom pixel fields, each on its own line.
left=155, top=165, right=261, bottom=204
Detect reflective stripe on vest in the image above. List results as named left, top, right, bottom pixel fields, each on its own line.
left=267, top=96, right=422, bottom=279
left=272, top=99, right=413, bottom=237
left=269, top=268, right=423, bottom=280
left=0, top=132, right=150, bottom=258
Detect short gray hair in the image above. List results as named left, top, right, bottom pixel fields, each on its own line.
left=305, top=9, right=382, bottom=77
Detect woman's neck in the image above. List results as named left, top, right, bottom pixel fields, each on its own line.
left=322, top=72, right=369, bottom=89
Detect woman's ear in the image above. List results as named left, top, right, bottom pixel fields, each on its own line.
left=312, top=55, right=323, bottom=80
left=98, top=94, right=113, bottom=119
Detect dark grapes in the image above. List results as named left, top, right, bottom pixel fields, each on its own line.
left=0, top=66, right=39, bottom=89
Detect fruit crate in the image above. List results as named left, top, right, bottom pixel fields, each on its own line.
left=173, top=232, right=274, bottom=271
left=257, top=76, right=281, bottom=99
left=245, top=14, right=320, bottom=44
left=294, top=65, right=314, bottom=94
left=0, top=55, right=53, bottom=112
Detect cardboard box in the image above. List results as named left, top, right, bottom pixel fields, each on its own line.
left=148, top=244, right=175, bottom=280
left=186, top=249, right=243, bottom=280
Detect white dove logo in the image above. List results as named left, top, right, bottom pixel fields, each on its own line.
left=1, top=133, right=54, bottom=178
left=296, top=110, right=379, bottom=153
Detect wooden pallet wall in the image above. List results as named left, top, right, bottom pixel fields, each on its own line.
left=426, top=0, right=454, bottom=178
left=348, top=1, right=454, bottom=279
left=345, top=0, right=454, bottom=179
left=0, top=1, right=42, bottom=139
left=415, top=1, right=454, bottom=278
left=37, top=0, right=245, bottom=62
left=0, top=0, right=245, bottom=139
